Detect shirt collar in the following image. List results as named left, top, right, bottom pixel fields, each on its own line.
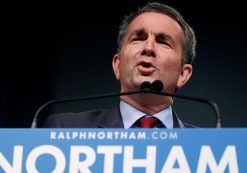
left=119, top=100, right=173, bottom=129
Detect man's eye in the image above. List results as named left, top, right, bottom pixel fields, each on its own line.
left=159, top=41, right=168, bottom=45
left=132, top=37, right=143, bottom=41
left=157, top=40, right=171, bottom=47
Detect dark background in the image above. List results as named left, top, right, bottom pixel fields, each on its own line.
left=1, top=1, right=247, bottom=127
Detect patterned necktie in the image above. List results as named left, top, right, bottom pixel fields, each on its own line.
left=138, top=116, right=159, bottom=128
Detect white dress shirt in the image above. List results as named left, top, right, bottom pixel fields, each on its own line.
left=119, top=100, right=173, bottom=129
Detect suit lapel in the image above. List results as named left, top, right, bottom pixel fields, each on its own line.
left=97, top=107, right=124, bottom=128
left=172, top=110, right=185, bottom=128
left=172, top=109, right=196, bottom=128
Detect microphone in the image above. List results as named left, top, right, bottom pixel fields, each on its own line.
left=140, top=81, right=152, bottom=91
left=31, top=80, right=221, bottom=128
left=150, top=80, right=163, bottom=92
left=140, top=80, right=163, bottom=92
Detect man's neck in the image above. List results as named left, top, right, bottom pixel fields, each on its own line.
left=120, top=94, right=172, bottom=115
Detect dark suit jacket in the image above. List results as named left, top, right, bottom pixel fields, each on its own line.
left=43, top=107, right=195, bottom=128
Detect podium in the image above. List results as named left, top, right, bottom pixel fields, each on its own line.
left=0, top=128, right=246, bottom=172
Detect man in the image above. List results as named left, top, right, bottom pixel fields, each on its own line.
left=43, top=2, right=196, bottom=128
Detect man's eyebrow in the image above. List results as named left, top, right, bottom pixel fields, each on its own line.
left=129, top=28, right=147, bottom=38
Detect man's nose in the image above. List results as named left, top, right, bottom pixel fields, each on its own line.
left=141, top=38, right=156, bottom=57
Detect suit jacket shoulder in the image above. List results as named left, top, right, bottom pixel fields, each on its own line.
left=43, top=107, right=196, bottom=128
left=43, top=107, right=124, bottom=128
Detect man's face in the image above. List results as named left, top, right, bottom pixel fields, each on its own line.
left=113, top=12, right=192, bottom=93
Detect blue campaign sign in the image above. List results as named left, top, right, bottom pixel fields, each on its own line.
left=0, top=128, right=246, bottom=173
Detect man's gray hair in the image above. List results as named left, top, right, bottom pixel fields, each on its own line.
left=117, top=2, right=196, bottom=64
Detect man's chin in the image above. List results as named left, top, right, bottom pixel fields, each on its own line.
left=133, top=77, right=154, bottom=87
left=133, top=93, right=172, bottom=106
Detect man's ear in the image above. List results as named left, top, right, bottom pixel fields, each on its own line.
left=176, top=64, right=193, bottom=89
left=112, top=54, right=120, bottom=80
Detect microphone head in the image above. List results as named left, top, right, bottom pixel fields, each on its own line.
left=151, top=80, right=164, bottom=92
left=140, top=81, right=152, bottom=91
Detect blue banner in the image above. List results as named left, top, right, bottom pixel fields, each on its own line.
left=0, top=128, right=246, bottom=173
